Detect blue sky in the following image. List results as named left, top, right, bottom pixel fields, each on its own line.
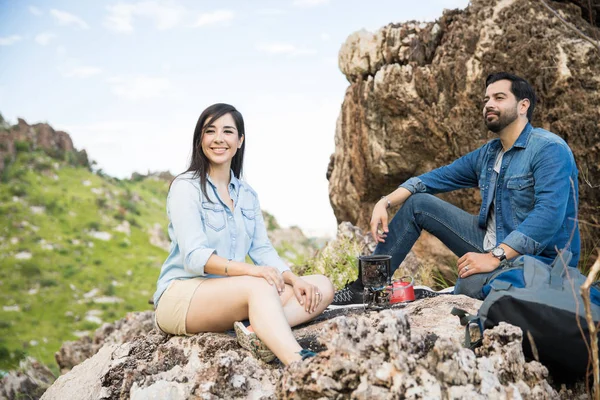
left=0, top=0, right=469, bottom=237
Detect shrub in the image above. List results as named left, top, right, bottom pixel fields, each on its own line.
left=33, top=159, right=53, bottom=172
left=120, top=200, right=140, bottom=216
left=45, top=199, right=64, bottom=215
left=14, top=141, right=30, bottom=153
left=104, top=283, right=116, bottom=296
left=40, top=278, right=58, bottom=287
left=19, top=261, right=41, bottom=277
left=9, top=185, right=27, bottom=197
left=62, top=264, right=78, bottom=278
left=96, top=198, right=108, bottom=209
left=87, top=221, right=101, bottom=231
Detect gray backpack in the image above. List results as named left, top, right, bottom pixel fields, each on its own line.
left=453, top=251, right=600, bottom=383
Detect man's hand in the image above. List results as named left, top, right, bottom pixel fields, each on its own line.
left=291, top=278, right=321, bottom=313
left=370, top=200, right=389, bottom=243
left=457, top=252, right=501, bottom=278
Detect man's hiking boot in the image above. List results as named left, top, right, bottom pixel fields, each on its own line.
left=234, top=321, right=276, bottom=363
left=332, top=281, right=364, bottom=305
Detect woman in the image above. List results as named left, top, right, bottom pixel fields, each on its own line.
left=153, top=103, right=334, bottom=365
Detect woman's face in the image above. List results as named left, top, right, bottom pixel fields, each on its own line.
left=201, top=113, right=243, bottom=168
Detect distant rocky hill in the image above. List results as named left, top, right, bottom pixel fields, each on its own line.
left=328, top=0, right=600, bottom=259
left=0, top=116, right=318, bottom=379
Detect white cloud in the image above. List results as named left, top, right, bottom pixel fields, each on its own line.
left=107, top=75, right=172, bottom=101
left=51, top=9, right=90, bottom=29
left=292, top=0, right=330, bottom=7
left=0, top=35, right=23, bottom=46
left=59, top=61, right=103, bottom=78
left=35, top=32, right=57, bottom=46
left=256, top=42, right=316, bottom=56
left=104, top=1, right=185, bottom=33
left=256, top=8, right=286, bottom=16
left=195, top=9, right=234, bottom=27
left=56, top=45, right=67, bottom=55
left=320, top=33, right=331, bottom=41
left=29, top=6, right=43, bottom=16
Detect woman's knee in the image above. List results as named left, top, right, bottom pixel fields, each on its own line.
left=304, top=274, right=334, bottom=303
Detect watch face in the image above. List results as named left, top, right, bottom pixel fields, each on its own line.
left=492, top=247, right=504, bottom=257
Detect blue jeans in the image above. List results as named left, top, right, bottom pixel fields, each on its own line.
left=373, top=193, right=495, bottom=299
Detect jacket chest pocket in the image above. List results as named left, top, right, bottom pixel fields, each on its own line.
left=506, top=175, right=535, bottom=216
left=202, top=202, right=226, bottom=232
left=241, top=208, right=256, bottom=237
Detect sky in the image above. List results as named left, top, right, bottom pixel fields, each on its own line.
left=0, top=0, right=469, bottom=238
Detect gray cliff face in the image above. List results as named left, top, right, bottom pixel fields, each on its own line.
left=328, top=0, right=600, bottom=252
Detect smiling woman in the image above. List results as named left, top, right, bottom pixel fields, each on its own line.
left=153, top=103, right=334, bottom=365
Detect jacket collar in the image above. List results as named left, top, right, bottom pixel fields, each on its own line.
left=206, top=170, right=239, bottom=192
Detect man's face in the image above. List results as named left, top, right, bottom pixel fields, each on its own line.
left=483, top=79, right=519, bottom=134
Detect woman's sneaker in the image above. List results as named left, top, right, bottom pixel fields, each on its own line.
left=331, top=280, right=364, bottom=306
left=234, top=321, right=276, bottom=363
left=298, top=349, right=317, bottom=360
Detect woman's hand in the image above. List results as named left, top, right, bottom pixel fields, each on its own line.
left=292, top=278, right=321, bottom=313
left=251, top=266, right=285, bottom=294
left=370, top=199, right=389, bottom=243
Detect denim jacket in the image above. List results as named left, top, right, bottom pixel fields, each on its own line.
left=401, top=123, right=580, bottom=267
left=153, top=171, right=290, bottom=306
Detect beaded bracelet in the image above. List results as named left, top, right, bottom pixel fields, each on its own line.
left=225, top=259, right=231, bottom=276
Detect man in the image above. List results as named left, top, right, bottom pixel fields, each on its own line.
left=332, top=72, right=580, bottom=305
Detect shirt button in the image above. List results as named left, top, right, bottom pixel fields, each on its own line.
left=228, top=216, right=233, bottom=220
left=488, top=168, right=491, bottom=171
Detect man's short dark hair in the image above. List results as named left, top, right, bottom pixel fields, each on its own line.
left=486, top=72, right=536, bottom=121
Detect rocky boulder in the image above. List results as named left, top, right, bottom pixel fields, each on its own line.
left=328, top=0, right=600, bottom=255
left=38, top=294, right=587, bottom=399
left=0, top=117, right=89, bottom=172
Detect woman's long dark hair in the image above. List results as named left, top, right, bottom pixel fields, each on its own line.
left=174, top=103, right=245, bottom=201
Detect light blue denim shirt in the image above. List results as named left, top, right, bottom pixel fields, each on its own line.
left=400, top=123, right=580, bottom=267
left=153, top=171, right=290, bottom=306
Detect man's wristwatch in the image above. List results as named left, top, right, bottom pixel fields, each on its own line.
left=490, top=246, right=506, bottom=261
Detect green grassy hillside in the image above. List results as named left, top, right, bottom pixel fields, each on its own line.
left=0, top=148, right=170, bottom=375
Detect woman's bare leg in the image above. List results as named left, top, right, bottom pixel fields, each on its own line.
left=278, top=274, right=335, bottom=327
left=186, top=275, right=303, bottom=365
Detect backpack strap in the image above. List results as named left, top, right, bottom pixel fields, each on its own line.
left=451, top=307, right=483, bottom=349
left=549, top=250, right=573, bottom=289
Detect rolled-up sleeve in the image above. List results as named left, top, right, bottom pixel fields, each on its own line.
left=400, top=147, right=482, bottom=194
left=247, top=194, right=290, bottom=274
left=168, top=179, right=215, bottom=275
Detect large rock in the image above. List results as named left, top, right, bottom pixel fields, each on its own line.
left=328, top=0, right=600, bottom=257
left=0, top=118, right=89, bottom=172
left=40, top=294, right=587, bottom=399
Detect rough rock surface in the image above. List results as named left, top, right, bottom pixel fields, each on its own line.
left=0, top=118, right=89, bottom=172
left=55, top=311, right=155, bottom=374
left=328, top=0, right=600, bottom=253
left=0, top=357, right=55, bottom=400
left=38, top=294, right=584, bottom=399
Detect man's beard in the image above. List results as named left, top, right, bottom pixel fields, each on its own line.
left=485, top=107, right=518, bottom=133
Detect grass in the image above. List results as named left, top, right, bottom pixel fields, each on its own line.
left=0, top=151, right=170, bottom=374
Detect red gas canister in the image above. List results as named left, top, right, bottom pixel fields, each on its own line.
left=389, top=277, right=415, bottom=303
